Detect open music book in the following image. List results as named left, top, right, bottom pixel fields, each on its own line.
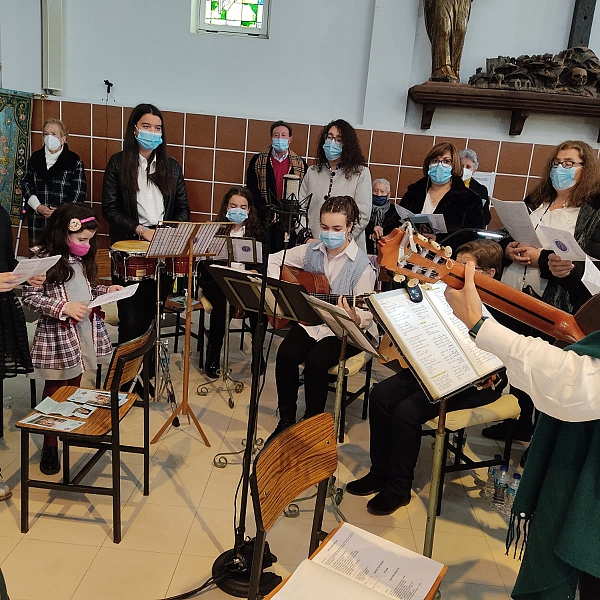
left=270, top=522, right=446, bottom=600
left=367, top=283, right=504, bottom=401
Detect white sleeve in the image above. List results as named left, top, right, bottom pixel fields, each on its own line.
left=352, top=167, right=373, bottom=237
left=476, top=319, right=600, bottom=421
left=28, top=195, right=41, bottom=211
left=267, top=245, right=308, bottom=279
left=352, top=261, right=376, bottom=329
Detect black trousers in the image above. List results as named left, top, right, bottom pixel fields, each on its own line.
left=275, top=323, right=360, bottom=419
left=368, top=370, right=505, bottom=496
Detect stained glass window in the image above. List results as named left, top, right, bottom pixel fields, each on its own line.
left=194, top=0, right=270, bottom=37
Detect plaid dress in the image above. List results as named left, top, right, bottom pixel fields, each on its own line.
left=22, top=144, right=87, bottom=245
left=21, top=255, right=112, bottom=377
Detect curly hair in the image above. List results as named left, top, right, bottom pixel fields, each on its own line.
left=422, top=142, right=462, bottom=178
left=314, top=119, right=367, bottom=179
left=527, top=140, right=600, bottom=210
left=216, top=186, right=264, bottom=240
left=320, top=195, right=361, bottom=229
left=121, top=103, right=175, bottom=197
left=37, top=203, right=99, bottom=285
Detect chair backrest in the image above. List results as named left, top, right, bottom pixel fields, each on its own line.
left=103, top=322, right=156, bottom=392
left=96, top=248, right=113, bottom=283
left=251, top=413, right=337, bottom=532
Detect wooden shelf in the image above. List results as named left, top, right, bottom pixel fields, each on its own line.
left=409, top=82, right=600, bottom=141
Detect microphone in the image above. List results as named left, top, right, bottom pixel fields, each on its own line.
left=282, top=174, right=300, bottom=200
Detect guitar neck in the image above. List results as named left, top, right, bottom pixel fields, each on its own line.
left=310, top=293, right=363, bottom=307
left=443, top=263, right=585, bottom=343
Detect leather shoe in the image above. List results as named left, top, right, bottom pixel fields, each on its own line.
left=346, top=473, right=387, bottom=496
left=367, top=489, right=411, bottom=515
left=482, top=420, right=532, bottom=442
left=40, top=446, right=60, bottom=475
left=0, top=475, right=11, bottom=501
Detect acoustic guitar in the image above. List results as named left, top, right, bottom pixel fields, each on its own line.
left=269, top=265, right=372, bottom=329
left=377, top=223, right=600, bottom=344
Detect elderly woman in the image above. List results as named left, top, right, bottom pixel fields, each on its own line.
left=300, top=119, right=372, bottom=252
left=459, top=148, right=491, bottom=225
left=22, top=118, right=87, bottom=246
left=383, top=141, right=485, bottom=250
left=365, top=178, right=397, bottom=255
left=483, top=140, right=600, bottom=443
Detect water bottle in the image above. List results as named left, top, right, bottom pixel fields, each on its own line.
left=504, top=472, right=521, bottom=515
left=484, top=454, right=503, bottom=498
left=492, top=465, right=509, bottom=508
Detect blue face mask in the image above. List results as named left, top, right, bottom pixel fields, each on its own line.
left=323, top=139, right=343, bottom=161
left=271, top=138, right=289, bottom=153
left=372, top=194, right=389, bottom=206
left=550, top=165, right=578, bottom=191
left=136, top=127, right=162, bottom=151
left=428, top=163, right=453, bottom=185
left=226, top=207, right=248, bottom=224
left=319, top=231, right=346, bottom=249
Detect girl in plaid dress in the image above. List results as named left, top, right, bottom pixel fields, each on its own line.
left=22, top=203, right=122, bottom=475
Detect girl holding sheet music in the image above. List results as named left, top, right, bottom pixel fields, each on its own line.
left=197, top=186, right=265, bottom=378
left=22, top=203, right=122, bottom=475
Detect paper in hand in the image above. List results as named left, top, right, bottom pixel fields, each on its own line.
left=538, top=226, right=588, bottom=261
left=583, top=256, right=600, bottom=296
left=88, top=283, right=139, bottom=308
left=491, top=198, right=542, bottom=247
left=11, top=255, right=61, bottom=285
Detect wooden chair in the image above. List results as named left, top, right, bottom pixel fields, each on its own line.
left=248, top=413, right=338, bottom=600
left=17, top=322, right=156, bottom=543
left=327, top=352, right=373, bottom=443
left=422, top=393, right=521, bottom=515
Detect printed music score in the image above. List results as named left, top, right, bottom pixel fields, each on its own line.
left=193, top=222, right=234, bottom=256
left=146, top=222, right=198, bottom=258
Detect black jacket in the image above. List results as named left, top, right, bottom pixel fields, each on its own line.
left=468, top=178, right=491, bottom=226
left=102, top=151, right=190, bottom=243
left=383, top=176, right=485, bottom=251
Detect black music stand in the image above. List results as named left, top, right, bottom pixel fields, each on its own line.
left=207, top=264, right=323, bottom=597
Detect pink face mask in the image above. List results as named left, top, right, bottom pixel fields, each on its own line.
left=68, top=240, right=90, bottom=257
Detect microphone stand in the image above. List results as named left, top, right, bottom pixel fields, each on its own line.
left=212, top=201, right=285, bottom=597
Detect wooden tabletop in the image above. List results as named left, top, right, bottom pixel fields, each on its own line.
left=15, top=386, right=138, bottom=437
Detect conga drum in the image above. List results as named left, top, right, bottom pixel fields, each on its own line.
left=110, top=240, right=157, bottom=282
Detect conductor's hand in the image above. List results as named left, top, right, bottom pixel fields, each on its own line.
left=63, top=301, right=91, bottom=322
left=444, top=261, right=483, bottom=330
left=339, top=296, right=360, bottom=327
left=548, top=253, right=574, bottom=278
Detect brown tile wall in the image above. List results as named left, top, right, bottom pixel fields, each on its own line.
left=16, top=97, right=562, bottom=251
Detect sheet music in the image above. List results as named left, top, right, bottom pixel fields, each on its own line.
left=11, top=255, right=61, bottom=284
left=194, top=222, right=234, bottom=256
left=583, top=256, right=600, bottom=295
left=490, top=198, right=543, bottom=247
left=146, top=222, right=197, bottom=258
left=88, top=283, right=139, bottom=308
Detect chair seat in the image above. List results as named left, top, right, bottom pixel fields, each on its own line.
left=424, top=393, right=520, bottom=432
left=328, top=352, right=371, bottom=376
left=16, top=386, right=138, bottom=437
left=164, top=296, right=204, bottom=312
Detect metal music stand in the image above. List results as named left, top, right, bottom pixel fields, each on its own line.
left=148, top=221, right=231, bottom=447
left=289, top=294, right=383, bottom=520
left=206, top=264, right=320, bottom=469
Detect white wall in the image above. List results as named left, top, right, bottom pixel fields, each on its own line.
left=2, top=0, right=600, bottom=145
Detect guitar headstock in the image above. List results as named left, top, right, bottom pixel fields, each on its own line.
left=377, top=223, right=454, bottom=284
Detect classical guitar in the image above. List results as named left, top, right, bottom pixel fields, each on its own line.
left=377, top=223, right=600, bottom=344
left=269, top=265, right=372, bottom=329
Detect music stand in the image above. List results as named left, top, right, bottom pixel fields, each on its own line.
left=295, top=294, right=383, bottom=520
left=147, top=221, right=231, bottom=447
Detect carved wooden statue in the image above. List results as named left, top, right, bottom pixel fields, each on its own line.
left=424, top=0, right=473, bottom=82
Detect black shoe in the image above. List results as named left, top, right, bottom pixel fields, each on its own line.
left=265, top=418, right=296, bottom=446
left=346, top=473, right=387, bottom=496
left=482, top=420, right=532, bottom=442
left=40, top=446, right=60, bottom=475
left=204, top=343, right=221, bottom=379
left=367, top=489, right=411, bottom=515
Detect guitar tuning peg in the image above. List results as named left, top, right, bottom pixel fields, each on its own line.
left=393, top=274, right=406, bottom=283
left=443, top=246, right=452, bottom=258
left=431, top=241, right=441, bottom=250
left=407, top=278, right=420, bottom=288
left=416, top=233, right=428, bottom=243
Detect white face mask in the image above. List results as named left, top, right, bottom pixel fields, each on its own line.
left=462, top=167, right=473, bottom=182
left=44, top=134, right=62, bottom=152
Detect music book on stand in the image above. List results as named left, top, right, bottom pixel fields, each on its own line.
left=267, top=522, right=446, bottom=600
left=367, top=282, right=504, bottom=402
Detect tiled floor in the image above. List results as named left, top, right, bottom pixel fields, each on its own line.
left=0, top=316, right=526, bottom=599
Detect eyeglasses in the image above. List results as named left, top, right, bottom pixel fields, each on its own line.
left=551, top=160, right=584, bottom=169
left=326, top=133, right=343, bottom=144
left=430, top=158, right=453, bottom=167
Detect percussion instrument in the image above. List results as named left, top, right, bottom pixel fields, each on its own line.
left=165, top=256, right=193, bottom=278
left=110, top=240, right=156, bottom=282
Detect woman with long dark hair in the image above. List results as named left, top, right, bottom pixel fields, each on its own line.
left=102, top=103, right=190, bottom=344
left=300, top=119, right=372, bottom=252
left=197, top=186, right=265, bottom=377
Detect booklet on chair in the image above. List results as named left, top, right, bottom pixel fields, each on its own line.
left=367, top=283, right=504, bottom=402
left=270, top=522, right=446, bottom=600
